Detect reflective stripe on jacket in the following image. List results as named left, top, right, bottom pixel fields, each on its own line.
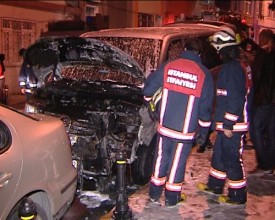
left=143, top=51, right=214, bottom=141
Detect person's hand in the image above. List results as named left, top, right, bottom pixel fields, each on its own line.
left=224, top=129, right=233, bottom=138
left=21, top=88, right=25, bottom=94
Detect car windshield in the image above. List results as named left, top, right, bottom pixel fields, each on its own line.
left=88, top=37, right=162, bottom=76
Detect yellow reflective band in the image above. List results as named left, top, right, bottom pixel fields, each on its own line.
left=149, top=101, right=155, bottom=112
left=117, top=161, right=126, bottom=164
left=236, top=33, right=241, bottom=44
left=21, top=215, right=35, bottom=220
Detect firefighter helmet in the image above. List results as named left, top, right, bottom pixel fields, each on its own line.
left=209, top=26, right=241, bottom=51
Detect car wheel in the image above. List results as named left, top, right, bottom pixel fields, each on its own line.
left=7, top=200, right=49, bottom=220
left=131, top=135, right=156, bottom=185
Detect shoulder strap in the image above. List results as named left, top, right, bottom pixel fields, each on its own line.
left=240, top=61, right=253, bottom=89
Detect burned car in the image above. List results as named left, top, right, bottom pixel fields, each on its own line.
left=25, top=26, right=222, bottom=193
left=24, top=37, right=156, bottom=192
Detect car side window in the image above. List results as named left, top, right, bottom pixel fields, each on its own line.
left=165, top=39, right=185, bottom=61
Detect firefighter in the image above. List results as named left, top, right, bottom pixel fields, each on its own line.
left=18, top=48, right=38, bottom=112
left=198, top=27, right=253, bottom=205
left=143, top=38, right=214, bottom=207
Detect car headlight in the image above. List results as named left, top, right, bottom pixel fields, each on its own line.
left=0, top=120, right=12, bottom=154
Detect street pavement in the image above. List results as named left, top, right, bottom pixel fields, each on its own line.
left=101, top=147, right=275, bottom=220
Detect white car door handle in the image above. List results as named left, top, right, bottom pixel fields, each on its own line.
left=0, top=172, right=13, bottom=188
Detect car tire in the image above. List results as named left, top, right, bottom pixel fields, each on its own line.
left=7, top=200, right=49, bottom=220
left=131, top=135, right=156, bottom=185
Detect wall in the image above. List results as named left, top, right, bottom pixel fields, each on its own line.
left=101, top=1, right=165, bottom=28
left=166, top=0, right=199, bottom=19
left=138, top=1, right=163, bottom=14
left=100, top=0, right=133, bottom=28
left=137, top=1, right=165, bottom=26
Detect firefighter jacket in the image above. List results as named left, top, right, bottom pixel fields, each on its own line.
left=143, top=51, right=214, bottom=141
left=214, top=59, right=252, bottom=132
left=18, top=61, right=37, bottom=93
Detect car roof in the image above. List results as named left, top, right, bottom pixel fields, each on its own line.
left=165, top=21, right=237, bottom=31
left=81, top=25, right=220, bottom=40
left=165, top=20, right=236, bottom=26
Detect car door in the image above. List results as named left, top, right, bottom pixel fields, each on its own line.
left=0, top=119, right=23, bottom=218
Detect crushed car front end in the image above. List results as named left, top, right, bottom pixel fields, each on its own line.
left=24, top=37, right=156, bottom=192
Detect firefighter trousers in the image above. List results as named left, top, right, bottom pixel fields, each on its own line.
left=149, top=135, right=193, bottom=205
left=207, top=131, right=247, bottom=204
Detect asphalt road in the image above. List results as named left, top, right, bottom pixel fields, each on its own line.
left=62, top=197, right=93, bottom=220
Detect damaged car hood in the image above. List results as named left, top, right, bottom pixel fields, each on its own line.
left=25, top=36, right=144, bottom=87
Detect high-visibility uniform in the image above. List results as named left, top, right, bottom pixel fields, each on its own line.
left=207, top=59, right=252, bottom=204
left=143, top=51, right=214, bottom=205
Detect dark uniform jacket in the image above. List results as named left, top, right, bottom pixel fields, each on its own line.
left=143, top=51, right=214, bottom=141
left=253, top=47, right=275, bottom=105
left=215, top=59, right=252, bottom=132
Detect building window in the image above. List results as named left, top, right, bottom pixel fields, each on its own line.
left=85, top=5, right=100, bottom=30
left=258, top=1, right=264, bottom=20
left=244, top=0, right=252, bottom=15
left=138, top=13, right=154, bottom=27
left=232, top=0, right=240, bottom=12
left=86, top=5, right=98, bottom=17
left=1, top=18, right=35, bottom=65
left=268, top=9, right=275, bottom=19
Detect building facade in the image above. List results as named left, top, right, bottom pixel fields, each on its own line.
left=0, top=0, right=88, bottom=94
left=1, top=0, right=275, bottom=95
left=0, top=0, right=100, bottom=94
left=229, top=0, right=275, bottom=42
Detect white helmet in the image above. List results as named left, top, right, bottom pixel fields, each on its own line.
left=209, top=26, right=241, bottom=51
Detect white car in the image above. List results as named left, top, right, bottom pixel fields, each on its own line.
left=0, top=104, right=77, bottom=220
